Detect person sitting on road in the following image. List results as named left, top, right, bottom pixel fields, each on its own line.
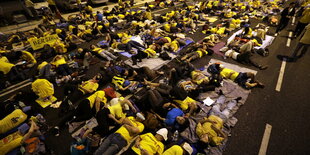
left=218, top=64, right=265, bottom=89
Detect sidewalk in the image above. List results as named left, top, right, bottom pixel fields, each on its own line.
left=0, top=0, right=152, bottom=34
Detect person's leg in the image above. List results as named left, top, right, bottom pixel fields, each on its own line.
left=99, top=52, right=112, bottom=60
left=93, top=108, right=110, bottom=136
left=290, top=42, right=304, bottom=58
left=72, top=100, right=93, bottom=122
left=297, top=44, right=309, bottom=58
left=94, top=134, right=114, bottom=155
left=101, top=133, right=127, bottom=155
left=147, top=90, right=163, bottom=109
left=129, top=41, right=145, bottom=50
left=105, top=51, right=117, bottom=60
left=293, top=22, right=303, bottom=36
left=142, top=66, right=157, bottom=80
left=155, top=83, right=172, bottom=95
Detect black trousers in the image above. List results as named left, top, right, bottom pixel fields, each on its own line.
left=294, top=22, right=308, bottom=37
left=275, top=17, right=289, bottom=33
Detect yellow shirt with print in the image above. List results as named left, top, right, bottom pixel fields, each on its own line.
left=87, top=91, right=106, bottom=108
left=220, top=68, right=239, bottom=81
left=132, top=133, right=164, bottom=155
left=78, top=81, right=99, bottom=94
left=196, top=115, right=224, bottom=146
left=0, top=109, right=27, bottom=134
left=0, top=56, right=15, bottom=74
left=163, top=145, right=183, bottom=155
left=115, top=116, right=144, bottom=143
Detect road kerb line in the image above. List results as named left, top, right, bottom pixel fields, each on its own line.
left=286, top=32, right=292, bottom=47
left=258, top=124, right=272, bottom=155
left=275, top=59, right=286, bottom=92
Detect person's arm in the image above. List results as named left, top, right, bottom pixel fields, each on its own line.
left=22, top=120, right=39, bottom=143
left=94, top=97, right=102, bottom=113
left=134, top=136, right=142, bottom=147
left=108, top=114, right=125, bottom=124
left=121, top=99, right=137, bottom=113
left=128, top=70, right=138, bottom=80
left=199, top=117, right=217, bottom=124
left=211, top=124, right=227, bottom=138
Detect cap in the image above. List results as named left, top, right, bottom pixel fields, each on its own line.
left=136, top=112, right=145, bottom=121
left=156, top=128, right=168, bottom=141
left=182, top=142, right=193, bottom=155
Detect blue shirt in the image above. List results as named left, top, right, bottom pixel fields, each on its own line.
left=165, top=108, right=184, bottom=126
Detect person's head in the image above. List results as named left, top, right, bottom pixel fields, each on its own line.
left=176, top=116, right=187, bottom=125
left=77, top=48, right=83, bottom=53
left=93, top=74, right=102, bottom=82
left=155, top=128, right=168, bottom=141
left=200, top=133, right=210, bottom=143
left=90, top=44, right=96, bottom=49
left=121, top=69, right=129, bottom=76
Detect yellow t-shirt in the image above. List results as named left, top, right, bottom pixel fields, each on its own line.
left=170, top=40, right=179, bottom=52
left=174, top=96, right=197, bottom=111
left=22, top=51, right=37, bottom=64
left=93, top=47, right=104, bottom=54
left=220, top=68, right=239, bottom=81
left=115, top=116, right=144, bottom=143
left=0, top=109, right=27, bottom=134
left=0, top=56, right=15, bottom=74
left=52, top=57, right=66, bottom=67
left=132, top=133, right=164, bottom=155
left=79, top=81, right=99, bottom=94
left=87, top=91, right=106, bottom=108
left=196, top=50, right=209, bottom=58
left=0, top=131, right=23, bottom=155
left=164, top=24, right=171, bottom=32
left=196, top=115, right=224, bottom=146
left=37, top=61, right=48, bottom=70
left=108, top=102, right=126, bottom=119
left=163, top=145, right=183, bottom=155
left=144, top=48, right=156, bottom=57
left=32, top=79, right=54, bottom=98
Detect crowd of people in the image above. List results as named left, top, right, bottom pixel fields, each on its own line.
left=0, top=0, right=310, bottom=154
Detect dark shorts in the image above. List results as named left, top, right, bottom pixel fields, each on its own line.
left=234, top=72, right=248, bottom=88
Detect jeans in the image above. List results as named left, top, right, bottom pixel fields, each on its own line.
left=210, top=95, right=237, bottom=120
left=294, top=22, right=308, bottom=37
left=99, top=51, right=117, bottom=61
left=275, top=18, right=289, bottom=33
left=94, top=133, right=127, bottom=155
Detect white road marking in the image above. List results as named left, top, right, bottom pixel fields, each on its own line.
left=275, top=59, right=287, bottom=92
left=258, top=124, right=272, bottom=155
left=291, top=16, right=296, bottom=25
left=286, top=31, right=292, bottom=47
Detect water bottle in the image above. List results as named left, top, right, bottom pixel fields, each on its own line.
left=172, top=130, right=179, bottom=142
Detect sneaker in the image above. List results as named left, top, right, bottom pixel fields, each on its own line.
left=274, top=33, right=278, bottom=36
left=259, top=65, right=268, bottom=70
